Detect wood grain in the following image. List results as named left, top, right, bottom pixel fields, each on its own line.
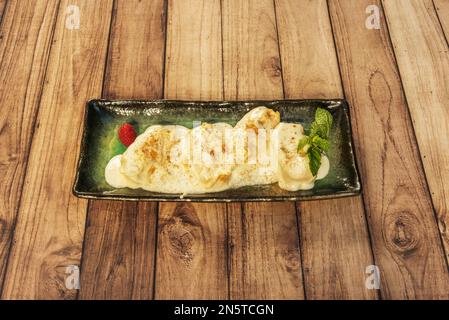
left=79, top=202, right=157, bottom=299
left=275, top=0, right=376, bottom=299
left=228, top=203, right=303, bottom=299
left=275, top=0, right=342, bottom=99
left=78, top=0, right=165, bottom=300
left=0, top=0, right=59, bottom=293
left=300, top=198, right=375, bottom=299
left=434, top=0, right=449, bottom=41
left=163, top=0, right=223, bottom=99
left=1, top=0, right=113, bottom=299
left=0, top=0, right=445, bottom=301
left=383, top=0, right=449, bottom=273
left=330, top=0, right=449, bottom=299
left=222, top=0, right=304, bottom=299
left=222, top=0, right=283, bottom=100
left=156, top=203, right=227, bottom=299
left=102, top=0, right=166, bottom=100
left=155, top=0, right=228, bottom=300
left=0, top=0, right=6, bottom=22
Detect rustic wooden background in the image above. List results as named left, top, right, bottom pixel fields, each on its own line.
left=0, top=0, right=448, bottom=300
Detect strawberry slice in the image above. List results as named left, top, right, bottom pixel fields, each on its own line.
left=118, top=123, right=137, bottom=147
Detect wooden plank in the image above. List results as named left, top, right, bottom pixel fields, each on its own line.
left=382, top=0, right=449, bottom=272
left=78, top=0, right=165, bottom=300
left=155, top=0, right=228, bottom=300
left=300, top=198, right=375, bottom=299
left=163, top=0, right=223, bottom=99
left=79, top=203, right=157, bottom=299
left=275, top=0, right=342, bottom=99
left=1, top=0, right=113, bottom=299
left=0, top=0, right=60, bottom=293
left=275, top=0, right=376, bottom=299
left=222, top=0, right=304, bottom=299
left=227, top=203, right=303, bottom=299
left=156, top=203, right=227, bottom=299
left=434, top=0, right=449, bottom=41
left=102, top=0, right=166, bottom=100
left=330, top=0, right=449, bottom=299
left=222, top=0, right=283, bottom=100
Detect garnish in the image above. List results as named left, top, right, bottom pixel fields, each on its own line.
left=297, top=108, right=333, bottom=176
left=118, top=123, right=137, bottom=147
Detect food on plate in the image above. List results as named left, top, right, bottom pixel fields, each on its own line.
left=105, top=107, right=332, bottom=193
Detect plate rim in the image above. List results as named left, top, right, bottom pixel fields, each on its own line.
left=72, top=98, right=362, bottom=202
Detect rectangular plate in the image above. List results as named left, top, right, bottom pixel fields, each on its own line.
left=73, top=99, right=361, bottom=202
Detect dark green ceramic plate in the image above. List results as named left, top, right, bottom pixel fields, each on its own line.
left=73, top=99, right=361, bottom=202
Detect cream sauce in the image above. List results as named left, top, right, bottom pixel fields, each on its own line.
left=105, top=107, right=330, bottom=193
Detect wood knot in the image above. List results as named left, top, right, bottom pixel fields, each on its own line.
left=52, top=244, right=80, bottom=258
left=168, top=219, right=194, bottom=251
left=40, top=262, right=77, bottom=300
left=162, top=216, right=196, bottom=264
left=368, top=70, right=393, bottom=107
left=160, top=204, right=208, bottom=265
left=385, top=211, right=420, bottom=257
left=262, top=57, right=282, bottom=79
left=173, top=203, right=201, bottom=227
left=280, top=248, right=300, bottom=273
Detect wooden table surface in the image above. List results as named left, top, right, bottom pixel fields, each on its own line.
left=0, top=0, right=448, bottom=300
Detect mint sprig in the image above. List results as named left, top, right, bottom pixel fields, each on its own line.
left=297, top=108, right=333, bottom=176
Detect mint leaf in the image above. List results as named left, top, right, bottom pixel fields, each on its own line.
left=308, top=146, right=322, bottom=176
left=297, top=107, right=333, bottom=176
left=309, top=108, right=333, bottom=139
left=311, top=135, right=329, bottom=152
left=297, top=136, right=310, bottom=155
